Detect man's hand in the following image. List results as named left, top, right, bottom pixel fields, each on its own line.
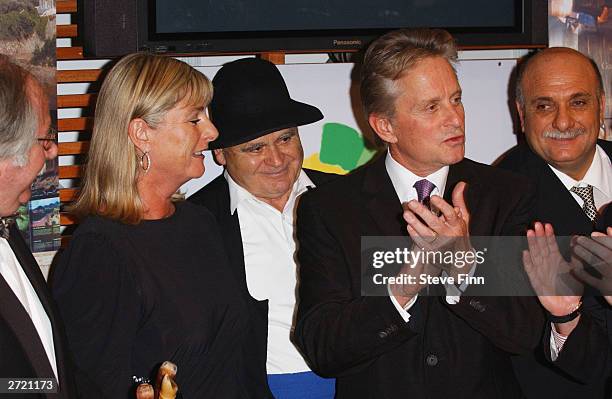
left=572, top=227, right=612, bottom=306
left=390, top=182, right=473, bottom=306
left=403, top=181, right=471, bottom=254
left=522, top=222, right=583, bottom=335
left=404, top=182, right=472, bottom=278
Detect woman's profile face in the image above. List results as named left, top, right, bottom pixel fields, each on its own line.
left=147, top=97, right=219, bottom=188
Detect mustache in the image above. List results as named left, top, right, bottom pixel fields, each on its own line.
left=543, top=128, right=586, bottom=139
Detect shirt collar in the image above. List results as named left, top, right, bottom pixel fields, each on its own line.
left=225, top=169, right=315, bottom=214
left=385, top=150, right=449, bottom=203
left=548, top=144, right=612, bottom=198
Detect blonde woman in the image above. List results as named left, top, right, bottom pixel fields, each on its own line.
left=52, top=53, right=253, bottom=398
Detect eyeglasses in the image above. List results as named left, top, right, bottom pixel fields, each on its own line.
left=37, top=127, right=58, bottom=151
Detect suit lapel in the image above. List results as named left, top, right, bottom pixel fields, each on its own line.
left=362, top=156, right=408, bottom=237
left=7, top=226, right=55, bottom=328
left=444, top=160, right=483, bottom=224
left=225, top=212, right=247, bottom=285
left=361, top=157, right=485, bottom=236
left=214, top=179, right=248, bottom=287
left=0, top=229, right=56, bottom=386
left=537, top=166, right=593, bottom=235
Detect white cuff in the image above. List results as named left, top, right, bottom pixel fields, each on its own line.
left=388, top=290, right=418, bottom=323
left=443, top=262, right=477, bottom=304
left=549, top=323, right=568, bottom=362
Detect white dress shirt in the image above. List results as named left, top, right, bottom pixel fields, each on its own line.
left=226, top=170, right=314, bottom=374
left=0, top=238, right=58, bottom=379
left=547, top=144, right=612, bottom=360
left=548, top=144, right=612, bottom=211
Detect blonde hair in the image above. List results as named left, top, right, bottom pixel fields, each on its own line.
left=361, top=28, right=457, bottom=119
left=71, top=52, right=212, bottom=224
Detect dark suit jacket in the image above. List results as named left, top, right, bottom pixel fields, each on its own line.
left=188, top=169, right=336, bottom=397
left=498, top=139, right=612, bottom=399
left=0, top=225, right=75, bottom=399
left=294, top=155, right=545, bottom=399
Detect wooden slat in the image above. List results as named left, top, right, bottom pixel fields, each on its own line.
left=57, top=47, right=83, bottom=60
left=57, top=24, right=77, bottom=38
left=57, top=0, right=77, bottom=13
left=59, top=165, right=82, bottom=178
left=60, top=213, right=78, bottom=225
left=57, top=69, right=103, bottom=83
left=59, top=141, right=89, bottom=155
left=260, top=52, right=285, bottom=65
left=58, top=117, right=93, bottom=132
left=60, top=188, right=78, bottom=202
left=58, top=93, right=97, bottom=108
left=57, top=0, right=78, bottom=237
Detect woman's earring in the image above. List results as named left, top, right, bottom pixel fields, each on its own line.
left=140, top=151, right=151, bottom=173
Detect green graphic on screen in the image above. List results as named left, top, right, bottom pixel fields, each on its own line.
left=303, top=122, right=377, bottom=174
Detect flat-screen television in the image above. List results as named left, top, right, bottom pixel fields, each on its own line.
left=80, top=0, right=548, bottom=57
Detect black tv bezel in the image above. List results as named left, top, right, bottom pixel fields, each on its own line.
left=137, top=0, right=547, bottom=54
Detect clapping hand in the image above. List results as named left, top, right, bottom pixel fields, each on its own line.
left=389, top=182, right=472, bottom=304
left=522, top=222, right=583, bottom=316
left=572, top=227, right=612, bottom=306
left=403, top=181, right=471, bottom=254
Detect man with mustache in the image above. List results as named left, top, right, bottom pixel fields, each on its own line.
left=499, top=47, right=612, bottom=398
left=293, top=28, right=544, bottom=399
left=189, top=58, right=336, bottom=398
left=0, top=55, right=76, bottom=397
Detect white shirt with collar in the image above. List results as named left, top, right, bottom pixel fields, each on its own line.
left=547, top=144, right=612, bottom=360
left=0, top=237, right=58, bottom=380
left=385, top=151, right=475, bottom=321
left=225, top=169, right=314, bottom=374
left=548, top=144, right=612, bottom=211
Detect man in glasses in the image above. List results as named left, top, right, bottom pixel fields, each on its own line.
left=0, top=55, right=75, bottom=398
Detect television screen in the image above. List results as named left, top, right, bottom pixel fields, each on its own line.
left=80, top=0, right=547, bottom=57
left=140, top=0, right=546, bottom=53
left=155, top=0, right=517, bottom=34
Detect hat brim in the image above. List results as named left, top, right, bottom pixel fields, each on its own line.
left=209, top=99, right=323, bottom=150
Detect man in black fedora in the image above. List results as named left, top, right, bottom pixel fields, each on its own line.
left=189, top=57, right=336, bottom=399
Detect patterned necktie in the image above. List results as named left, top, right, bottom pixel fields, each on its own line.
left=570, top=184, right=598, bottom=221
left=413, top=179, right=436, bottom=209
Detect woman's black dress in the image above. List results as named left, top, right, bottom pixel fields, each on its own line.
left=52, top=202, right=251, bottom=398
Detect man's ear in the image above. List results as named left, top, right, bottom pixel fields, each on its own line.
left=213, top=149, right=227, bottom=166
left=128, top=118, right=150, bottom=151
left=515, top=101, right=526, bottom=132
left=368, top=113, right=397, bottom=144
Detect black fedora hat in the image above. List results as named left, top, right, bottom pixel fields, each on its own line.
left=209, top=58, right=323, bottom=149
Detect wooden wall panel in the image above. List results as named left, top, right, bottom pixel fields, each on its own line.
left=57, top=93, right=97, bottom=108
left=57, top=24, right=77, bottom=38
left=57, top=0, right=85, bottom=240
left=58, top=141, right=90, bottom=156
left=57, top=46, right=83, bottom=60
left=58, top=69, right=103, bottom=83
left=57, top=0, right=77, bottom=13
